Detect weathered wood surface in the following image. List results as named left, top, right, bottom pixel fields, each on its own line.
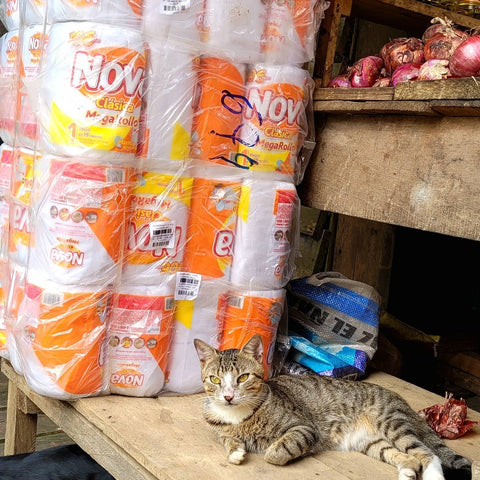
left=2, top=359, right=479, bottom=480
left=301, top=114, right=480, bottom=242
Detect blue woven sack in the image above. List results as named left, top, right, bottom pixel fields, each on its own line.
left=287, top=272, right=381, bottom=379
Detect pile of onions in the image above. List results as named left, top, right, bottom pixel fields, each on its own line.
left=449, top=34, right=480, bottom=77
left=380, top=37, right=424, bottom=75
left=326, top=16, right=480, bottom=89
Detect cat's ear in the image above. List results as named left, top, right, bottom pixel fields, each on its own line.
left=194, top=338, right=218, bottom=366
left=241, top=334, right=263, bottom=363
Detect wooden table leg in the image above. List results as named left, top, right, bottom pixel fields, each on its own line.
left=4, top=379, right=39, bottom=455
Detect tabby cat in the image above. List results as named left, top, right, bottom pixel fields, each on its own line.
left=194, top=335, right=472, bottom=480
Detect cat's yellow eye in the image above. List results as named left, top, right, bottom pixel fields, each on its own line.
left=237, top=374, right=249, bottom=383
left=210, top=375, right=221, bottom=384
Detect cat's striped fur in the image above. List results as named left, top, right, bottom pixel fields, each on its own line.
left=194, top=335, right=472, bottom=480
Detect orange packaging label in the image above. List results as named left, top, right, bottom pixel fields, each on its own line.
left=0, top=145, right=13, bottom=191
left=190, top=57, right=246, bottom=165
left=182, top=177, right=241, bottom=279
left=219, top=291, right=285, bottom=376
left=109, top=292, right=175, bottom=386
left=125, top=172, right=193, bottom=274
left=24, top=283, right=110, bottom=395
left=238, top=67, right=306, bottom=174
left=11, top=148, right=36, bottom=203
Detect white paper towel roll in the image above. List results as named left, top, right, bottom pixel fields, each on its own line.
left=28, top=156, right=133, bottom=286
left=230, top=178, right=299, bottom=290
left=122, top=171, right=193, bottom=285
left=108, top=283, right=176, bottom=397
left=237, top=64, right=312, bottom=182
left=15, top=273, right=111, bottom=400
left=138, top=41, right=195, bottom=171
left=262, top=0, right=319, bottom=65
left=142, top=0, right=203, bottom=54
left=47, top=0, right=142, bottom=27
left=164, top=278, right=226, bottom=394
left=199, top=0, right=266, bottom=63
left=37, top=22, right=146, bottom=161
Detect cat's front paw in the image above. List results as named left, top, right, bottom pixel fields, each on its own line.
left=228, top=448, right=246, bottom=465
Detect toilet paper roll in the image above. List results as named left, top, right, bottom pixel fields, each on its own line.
left=138, top=41, right=195, bottom=170
left=8, top=148, right=41, bottom=267
left=47, top=0, right=142, bottom=28
left=0, top=0, right=20, bottom=31
left=0, top=30, right=19, bottom=145
left=0, top=144, right=13, bottom=263
left=37, top=22, right=146, bottom=161
left=230, top=178, right=299, bottom=290
left=29, top=157, right=133, bottom=286
left=181, top=175, right=241, bottom=280
left=237, top=64, right=312, bottom=181
left=190, top=57, right=246, bottom=166
left=16, top=275, right=111, bottom=399
left=262, top=0, right=319, bottom=65
left=108, top=283, right=176, bottom=397
left=219, top=289, right=285, bottom=377
left=142, top=0, right=203, bottom=54
left=18, top=24, right=49, bottom=149
left=122, top=172, right=193, bottom=285
left=0, top=264, right=7, bottom=358
left=165, top=278, right=227, bottom=394
left=5, top=264, right=27, bottom=373
left=24, top=0, right=47, bottom=26
left=199, top=0, right=266, bottom=63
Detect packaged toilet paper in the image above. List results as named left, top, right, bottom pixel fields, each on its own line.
left=108, top=284, right=175, bottom=397
left=37, top=22, right=146, bottom=161
left=29, top=157, right=134, bottom=286
left=122, top=171, right=193, bottom=285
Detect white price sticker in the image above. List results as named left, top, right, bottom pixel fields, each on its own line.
left=175, top=272, right=202, bottom=300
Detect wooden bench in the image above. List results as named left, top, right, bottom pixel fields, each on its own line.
left=2, top=358, right=479, bottom=480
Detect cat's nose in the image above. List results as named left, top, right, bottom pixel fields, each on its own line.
left=224, top=395, right=234, bottom=403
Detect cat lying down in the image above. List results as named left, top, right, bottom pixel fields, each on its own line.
left=194, top=334, right=473, bottom=480
left=0, top=443, right=114, bottom=480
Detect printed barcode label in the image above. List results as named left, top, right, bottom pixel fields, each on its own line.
left=148, top=221, right=175, bottom=250
left=41, top=292, right=64, bottom=306
left=227, top=295, right=244, bottom=309
left=106, top=168, right=125, bottom=184
left=175, top=272, right=202, bottom=300
left=160, top=0, right=190, bottom=14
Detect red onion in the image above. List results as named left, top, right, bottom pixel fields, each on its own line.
left=327, top=74, right=352, bottom=88
left=348, top=56, right=384, bottom=87
left=449, top=34, right=480, bottom=77
left=391, top=63, right=420, bottom=87
left=372, top=77, right=392, bottom=87
left=380, top=37, right=424, bottom=75
left=418, top=59, right=450, bottom=81
left=422, top=17, right=466, bottom=43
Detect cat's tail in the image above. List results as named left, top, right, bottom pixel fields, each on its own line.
left=423, top=431, right=471, bottom=480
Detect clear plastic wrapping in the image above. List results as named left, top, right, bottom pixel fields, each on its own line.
left=0, top=0, right=326, bottom=399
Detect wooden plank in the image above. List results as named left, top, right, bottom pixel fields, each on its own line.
left=442, top=352, right=480, bottom=378
left=314, top=100, right=438, bottom=115
left=315, top=0, right=353, bottom=86
left=2, top=359, right=479, bottom=480
left=4, top=380, right=37, bottom=455
left=351, top=0, right=480, bottom=35
left=301, top=114, right=480, bottom=241
left=314, top=87, right=394, bottom=101
left=332, top=216, right=395, bottom=310
left=1, top=361, right=157, bottom=480
left=437, top=363, right=480, bottom=396
left=395, top=77, right=480, bottom=100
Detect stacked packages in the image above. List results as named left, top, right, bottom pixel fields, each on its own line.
left=0, top=0, right=327, bottom=399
